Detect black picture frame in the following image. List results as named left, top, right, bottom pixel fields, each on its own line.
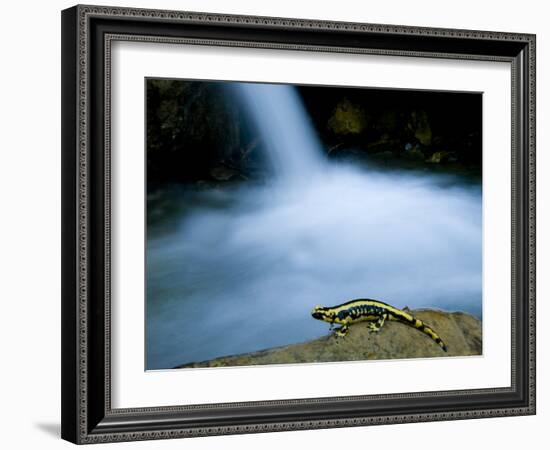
left=61, top=4, right=536, bottom=444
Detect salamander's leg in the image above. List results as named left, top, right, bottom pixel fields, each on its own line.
left=368, top=314, right=388, bottom=333
left=334, top=324, right=349, bottom=337
left=367, top=322, right=379, bottom=332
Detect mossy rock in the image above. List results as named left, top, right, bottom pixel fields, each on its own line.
left=408, top=110, right=432, bottom=146
left=327, top=98, right=368, bottom=135
left=426, top=151, right=450, bottom=163
left=403, top=148, right=425, bottom=161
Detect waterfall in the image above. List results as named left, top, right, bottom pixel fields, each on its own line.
left=231, top=82, right=324, bottom=180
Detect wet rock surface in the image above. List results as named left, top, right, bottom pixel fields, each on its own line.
left=176, top=309, right=482, bottom=369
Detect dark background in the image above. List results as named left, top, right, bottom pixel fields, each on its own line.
left=146, top=79, right=482, bottom=185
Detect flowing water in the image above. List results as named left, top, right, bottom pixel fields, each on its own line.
left=146, top=83, right=482, bottom=370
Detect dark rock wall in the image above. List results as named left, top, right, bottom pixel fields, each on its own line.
left=147, top=79, right=263, bottom=184
left=147, top=79, right=482, bottom=186
left=299, top=85, right=482, bottom=167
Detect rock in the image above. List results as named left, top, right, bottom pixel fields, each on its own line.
left=409, top=110, right=432, bottom=145
left=378, top=111, right=399, bottom=132
left=327, top=98, right=368, bottom=135
left=327, top=143, right=346, bottom=155
left=371, top=150, right=395, bottom=161
left=147, top=80, right=245, bottom=182
left=210, top=165, right=239, bottom=181
left=176, top=309, right=482, bottom=368
left=426, top=151, right=450, bottom=163
left=403, top=146, right=425, bottom=161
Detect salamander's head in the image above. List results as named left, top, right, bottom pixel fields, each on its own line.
left=311, top=305, right=337, bottom=324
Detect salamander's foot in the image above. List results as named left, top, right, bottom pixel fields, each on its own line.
left=367, top=322, right=381, bottom=333
left=367, top=314, right=388, bottom=333
left=334, top=325, right=349, bottom=337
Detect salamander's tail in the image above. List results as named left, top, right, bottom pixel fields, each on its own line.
left=390, top=308, right=448, bottom=352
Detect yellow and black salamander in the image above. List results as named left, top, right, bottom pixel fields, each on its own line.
left=311, top=298, right=447, bottom=351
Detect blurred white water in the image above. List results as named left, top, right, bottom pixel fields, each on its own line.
left=231, top=83, right=324, bottom=180
left=146, top=84, right=482, bottom=369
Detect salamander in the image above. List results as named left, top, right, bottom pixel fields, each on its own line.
left=311, top=298, right=447, bottom=352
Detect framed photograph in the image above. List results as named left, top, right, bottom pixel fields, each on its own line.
left=61, top=4, right=536, bottom=444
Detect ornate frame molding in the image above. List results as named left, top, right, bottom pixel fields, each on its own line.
left=61, top=4, right=536, bottom=444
